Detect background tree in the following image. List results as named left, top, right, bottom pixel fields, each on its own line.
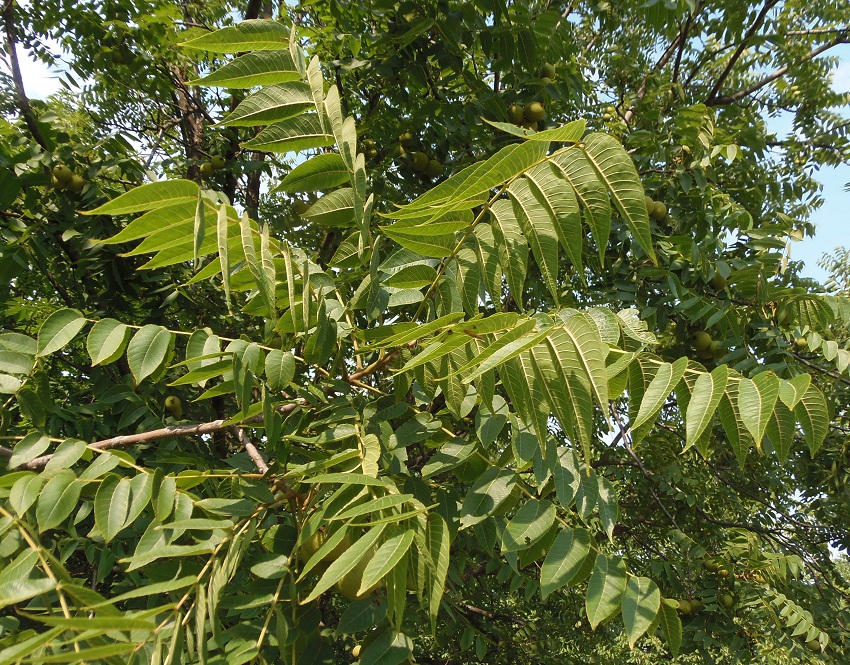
left=1, top=1, right=849, bottom=663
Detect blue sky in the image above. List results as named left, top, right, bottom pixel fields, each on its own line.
left=6, top=40, right=849, bottom=283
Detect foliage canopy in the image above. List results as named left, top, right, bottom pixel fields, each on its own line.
left=1, top=1, right=850, bottom=663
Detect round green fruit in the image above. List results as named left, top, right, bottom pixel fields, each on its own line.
left=68, top=174, right=85, bottom=193
left=210, top=155, right=226, bottom=170
left=292, top=199, right=309, bottom=215
left=720, top=593, right=734, bottom=610
left=398, top=131, right=414, bottom=148
left=524, top=101, right=546, bottom=122
left=689, top=599, right=703, bottom=615
left=508, top=103, right=525, bottom=124
left=425, top=159, right=443, bottom=178
left=709, top=340, right=725, bottom=360
left=50, top=175, right=66, bottom=190
left=690, top=331, right=713, bottom=351
left=200, top=162, right=215, bottom=178
left=540, top=76, right=553, bottom=85
left=805, top=639, right=821, bottom=652
left=703, top=558, right=721, bottom=572
left=716, top=568, right=730, bottom=578
left=300, top=529, right=351, bottom=565
left=710, top=272, right=728, bottom=290
left=164, top=396, right=183, bottom=419
left=52, top=164, right=73, bottom=184
left=676, top=600, right=691, bottom=615
left=794, top=337, right=808, bottom=349
left=337, top=549, right=381, bottom=600
left=362, top=138, right=375, bottom=148
left=539, top=62, right=556, bottom=79
left=367, top=148, right=379, bottom=159
left=651, top=201, right=667, bottom=221
left=644, top=195, right=655, bottom=213
left=410, top=151, right=429, bottom=173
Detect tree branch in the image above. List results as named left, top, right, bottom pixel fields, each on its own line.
left=704, top=0, right=781, bottom=105
left=2, top=0, right=49, bottom=150
left=0, top=401, right=305, bottom=471
left=707, top=30, right=849, bottom=107
left=232, top=426, right=269, bottom=474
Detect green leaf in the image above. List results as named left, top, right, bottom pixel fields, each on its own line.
left=86, top=319, right=131, bottom=366
left=95, top=475, right=130, bottom=543
left=540, top=527, right=592, bottom=599
left=737, top=372, right=780, bottom=444
left=766, top=400, right=796, bottom=464
left=278, top=153, right=349, bottom=193
left=490, top=200, right=528, bottom=306
left=581, top=133, right=656, bottom=263
left=180, top=19, right=291, bottom=52
left=36, top=309, right=86, bottom=357
left=19, top=643, right=137, bottom=663
left=8, top=432, right=50, bottom=469
left=460, top=467, right=517, bottom=528
left=551, top=148, right=611, bottom=263
left=585, top=555, right=628, bottom=630
left=501, top=499, right=556, bottom=552
left=427, top=514, right=451, bottom=632
left=0, top=350, right=33, bottom=375
left=508, top=177, right=561, bottom=302
left=597, top=477, right=619, bottom=543
left=778, top=374, right=811, bottom=410
left=0, top=578, right=57, bottom=611
left=386, top=264, right=438, bottom=290
left=359, top=530, right=415, bottom=595
left=658, top=600, right=682, bottom=657
left=220, top=82, right=313, bottom=127
left=526, top=161, right=584, bottom=272
left=189, top=50, right=299, bottom=87
left=242, top=114, right=334, bottom=153
left=684, top=364, right=728, bottom=450
left=9, top=473, right=44, bottom=515
left=794, top=385, right=829, bottom=456
left=360, top=629, right=413, bottom=665
left=631, top=357, right=688, bottom=431
left=85, top=180, right=199, bottom=216
left=301, top=188, right=355, bottom=227
left=622, top=576, right=661, bottom=648
left=301, top=525, right=386, bottom=603
left=126, top=325, right=175, bottom=384
left=36, top=469, right=82, bottom=532
left=265, top=349, right=295, bottom=391
left=43, top=438, right=86, bottom=472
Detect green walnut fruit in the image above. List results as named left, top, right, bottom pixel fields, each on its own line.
left=716, top=568, right=730, bottom=578
left=367, top=148, right=379, bottom=159
left=299, top=529, right=352, bottom=565
left=52, top=164, right=73, bottom=184
left=200, top=162, right=215, bottom=178
left=292, top=199, right=309, bottom=215
left=703, top=558, right=721, bottom=572
left=210, top=155, right=226, bottom=170
left=362, top=138, right=375, bottom=148
left=720, top=593, right=734, bottom=610
left=689, top=599, right=704, bottom=615
left=690, top=331, right=713, bottom=351
left=398, top=131, right=414, bottom=148
left=710, top=271, right=728, bottom=290
left=794, top=337, right=808, bottom=349
left=521, top=121, right=538, bottom=132
left=644, top=195, right=655, bottom=213
left=51, top=175, right=66, bottom=190
left=524, top=101, right=546, bottom=122
left=696, top=348, right=714, bottom=360
left=539, top=62, right=556, bottom=79
left=68, top=174, right=85, bottom=193
left=337, top=549, right=381, bottom=600
left=709, top=340, right=725, bottom=360
left=352, top=644, right=361, bottom=658
left=676, top=599, right=692, bottom=615
left=508, top=103, right=525, bottom=124
left=651, top=201, right=667, bottom=221
left=805, top=639, right=821, bottom=652
left=410, top=151, right=429, bottom=173
left=425, top=159, right=443, bottom=178
left=164, top=396, right=183, bottom=419
left=540, top=76, right=553, bottom=85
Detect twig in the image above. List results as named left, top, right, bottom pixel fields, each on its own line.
left=233, top=426, right=269, bottom=474
left=0, top=401, right=305, bottom=471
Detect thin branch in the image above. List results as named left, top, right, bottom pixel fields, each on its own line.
left=2, top=0, right=49, bottom=150
left=790, top=352, right=850, bottom=387
left=707, top=30, right=848, bottom=106
left=233, top=426, right=269, bottom=474
left=0, top=401, right=305, bottom=471
left=704, top=0, right=781, bottom=105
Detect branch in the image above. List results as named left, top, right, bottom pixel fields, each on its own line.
left=2, top=0, right=49, bottom=150
left=233, top=426, right=269, bottom=474
left=790, top=351, right=850, bottom=387
left=704, top=0, right=781, bottom=105
left=0, top=401, right=305, bottom=471
left=707, top=30, right=849, bottom=106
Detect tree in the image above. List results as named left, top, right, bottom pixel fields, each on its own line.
left=1, top=1, right=850, bottom=663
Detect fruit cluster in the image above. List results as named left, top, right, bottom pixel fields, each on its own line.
left=689, top=330, right=726, bottom=361
left=396, top=132, right=443, bottom=178
left=51, top=164, right=86, bottom=194
left=200, top=155, right=226, bottom=178
left=507, top=101, right=546, bottom=132
left=362, top=138, right=378, bottom=161
left=644, top=195, right=668, bottom=222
